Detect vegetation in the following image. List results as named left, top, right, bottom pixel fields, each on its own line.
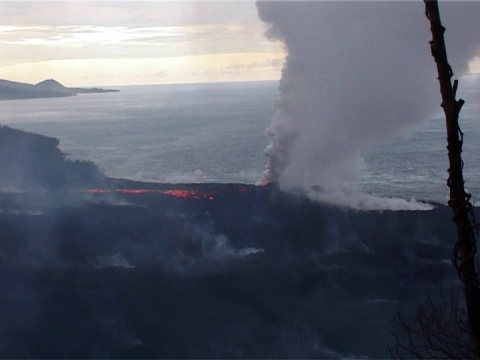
left=424, top=0, right=480, bottom=355
left=391, top=1, right=480, bottom=357
left=390, top=292, right=474, bottom=359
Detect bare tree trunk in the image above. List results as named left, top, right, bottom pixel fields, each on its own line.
left=424, top=0, right=480, bottom=357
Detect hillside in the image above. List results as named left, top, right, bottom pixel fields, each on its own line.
left=0, top=79, right=119, bottom=100
left=0, top=125, right=104, bottom=189
left=35, top=79, right=70, bottom=92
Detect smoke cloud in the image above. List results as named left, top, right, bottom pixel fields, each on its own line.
left=307, top=189, right=434, bottom=211
left=256, top=1, right=480, bottom=205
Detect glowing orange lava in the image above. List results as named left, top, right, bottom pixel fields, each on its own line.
left=81, top=189, right=216, bottom=200
left=161, top=189, right=215, bottom=200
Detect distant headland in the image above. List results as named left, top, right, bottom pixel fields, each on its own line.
left=0, top=79, right=119, bottom=101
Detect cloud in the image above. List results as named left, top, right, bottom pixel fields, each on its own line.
left=223, top=56, right=285, bottom=72
left=0, top=2, right=286, bottom=85
left=0, top=2, right=259, bottom=28
left=0, top=20, right=284, bottom=85
left=2, top=25, right=222, bottom=47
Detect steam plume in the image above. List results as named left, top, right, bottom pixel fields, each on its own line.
left=256, top=1, right=480, bottom=202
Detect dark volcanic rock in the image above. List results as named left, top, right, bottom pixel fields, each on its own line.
left=0, top=183, right=461, bottom=358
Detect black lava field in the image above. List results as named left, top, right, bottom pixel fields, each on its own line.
left=0, top=181, right=460, bottom=358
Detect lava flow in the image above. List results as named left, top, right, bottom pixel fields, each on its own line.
left=81, top=189, right=216, bottom=200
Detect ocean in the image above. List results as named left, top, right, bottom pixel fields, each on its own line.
left=1, top=77, right=480, bottom=203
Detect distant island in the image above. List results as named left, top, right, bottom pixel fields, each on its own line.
left=0, top=79, right=119, bottom=100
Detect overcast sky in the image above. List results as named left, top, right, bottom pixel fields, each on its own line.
left=2, top=1, right=480, bottom=87
left=0, top=1, right=285, bottom=86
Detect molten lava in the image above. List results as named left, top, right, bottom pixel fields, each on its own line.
left=81, top=189, right=216, bottom=200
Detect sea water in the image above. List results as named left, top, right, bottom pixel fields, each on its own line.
left=1, top=77, right=480, bottom=203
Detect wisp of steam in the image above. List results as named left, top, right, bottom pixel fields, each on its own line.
left=256, top=1, right=480, bottom=210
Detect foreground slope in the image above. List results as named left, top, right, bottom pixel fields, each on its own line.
left=0, top=126, right=463, bottom=358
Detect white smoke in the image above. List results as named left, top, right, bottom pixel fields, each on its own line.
left=93, top=253, right=135, bottom=269
left=307, top=189, right=434, bottom=211
left=256, top=1, right=480, bottom=206
left=162, top=222, right=264, bottom=273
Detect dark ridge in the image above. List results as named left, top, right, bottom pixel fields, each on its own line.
left=0, top=125, right=104, bottom=189
left=35, top=79, right=69, bottom=91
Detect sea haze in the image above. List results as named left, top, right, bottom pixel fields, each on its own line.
left=1, top=78, right=480, bottom=203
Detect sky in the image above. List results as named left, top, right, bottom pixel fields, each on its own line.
left=0, top=1, right=285, bottom=86
left=2, top=1, right=480, bottom=88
